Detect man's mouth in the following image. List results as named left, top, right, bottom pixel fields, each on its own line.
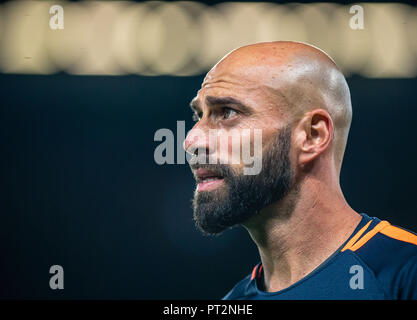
left=194, top=168, right=225, bottom=192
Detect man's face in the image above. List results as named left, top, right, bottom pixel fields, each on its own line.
left=185, top=62, right=295, bottom=235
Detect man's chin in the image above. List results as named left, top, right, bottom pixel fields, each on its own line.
left=192, top=191, right=235, bottom=235
left=193, top=210, right=234, bottom=235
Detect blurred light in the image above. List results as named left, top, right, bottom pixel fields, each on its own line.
left=0, top=1, right=415, bottom=77
left=0, top=1, right=56, bottom=74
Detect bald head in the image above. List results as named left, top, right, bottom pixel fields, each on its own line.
left=205, top=41, right=352, bottom=170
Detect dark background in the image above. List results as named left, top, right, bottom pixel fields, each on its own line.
left=1, top=74, right=416, bottom=299
left=0, top=0, right=417, bottom=299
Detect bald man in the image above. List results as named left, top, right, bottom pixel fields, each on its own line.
left=184, top=41, right=417, bottom=300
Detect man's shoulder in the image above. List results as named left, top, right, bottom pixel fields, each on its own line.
left=347, top=219, right=417, bottom=266
left=222, top=216, right=417, bottom=300
left=344, top=218, right=417, bottom=299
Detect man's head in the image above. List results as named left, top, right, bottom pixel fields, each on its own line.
left=185, top=41, right=352, bottom=235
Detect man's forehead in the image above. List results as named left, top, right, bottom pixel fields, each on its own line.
left=197, top=65, right=266, bottom=99
left=189, top=48, right=299, bottom=112
left=200, top=40, right=336, bottom=91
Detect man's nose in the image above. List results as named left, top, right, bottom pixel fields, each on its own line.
left=184, top=126, right=212, bottom=158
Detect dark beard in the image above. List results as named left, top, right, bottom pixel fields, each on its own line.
left=191, top=125, right=294, bottom=235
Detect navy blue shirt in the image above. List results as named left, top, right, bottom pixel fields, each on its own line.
left=223, top=213, right=417, bottom=300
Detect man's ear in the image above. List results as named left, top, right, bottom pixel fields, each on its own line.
left=294, top=109, right=334, bottom=167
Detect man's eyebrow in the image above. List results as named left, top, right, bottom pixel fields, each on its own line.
left=189, top=98, right=200, bottom=112
left=205, top=96, right=252, bottom=113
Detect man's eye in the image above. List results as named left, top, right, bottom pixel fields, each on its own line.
left=223, top=107, right=237, bottom=120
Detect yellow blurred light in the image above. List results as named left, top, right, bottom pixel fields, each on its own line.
left=0, top=1, right=56, bottom=74
left=361, top=4, right=416, bottom=78
left=0, top=1, right=415, bottom=78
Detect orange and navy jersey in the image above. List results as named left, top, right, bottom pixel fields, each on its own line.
left=223, top=213, right=417, bottom=300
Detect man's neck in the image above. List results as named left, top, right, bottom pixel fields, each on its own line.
left=243, top=180, right=361, bottom=292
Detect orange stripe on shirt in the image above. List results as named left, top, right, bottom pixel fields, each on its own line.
left=257, top=264, right=263, bottom=278
left=380, top=225, right=417, bottom=246
left=348, top=221, right=391, bottom=252
left=341, top=220, right=373, bottom=252
left=250, top=265, right=258, bottom=280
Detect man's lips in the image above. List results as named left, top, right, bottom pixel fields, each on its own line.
left=194, top=168, right=225, bottom=192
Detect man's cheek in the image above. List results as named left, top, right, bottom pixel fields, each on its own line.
left=241, top=129, right=263, bottom=176
left=213, top=129, right=242, bottom=165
